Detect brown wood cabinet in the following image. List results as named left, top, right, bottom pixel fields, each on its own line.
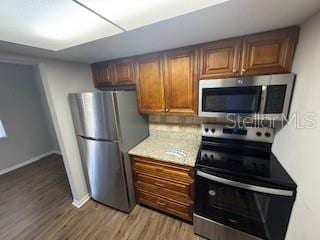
left=131, top=155, right=194, bottom=222
left=91, top=59, right=135, bottom=87
left=240, top=28, right=299, bottom=76
left=163, top=47, right=198, bottom=115
left=91, top=62, right=113, bottom=86
left=135, top=53, right=165, bottom=114
left=92, top=27, right=299, bottom=115
left=200, top=38, right=242, bottom=78
left=200, top=27, right=299, bottom=79
left=113, top=59, right=135, bottom=85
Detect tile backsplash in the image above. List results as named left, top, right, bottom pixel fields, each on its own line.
left=149, top=122, right=200, bottom=134
left=148, top=115, right=229, bottom=125
left=148, top=122, right=201, bottom=141
left=148, top=115, right=276, bottom=129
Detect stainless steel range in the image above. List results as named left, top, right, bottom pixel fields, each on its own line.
left=194, top=124, right=297, bottom=240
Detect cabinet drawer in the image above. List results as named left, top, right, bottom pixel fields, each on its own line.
left=136, top=173, right=191, bottom=195
left=138, top=190, right=192, bottom=221
left=136, top=179, right=193, bottom=204
left=133, top=157, right=193, bottom=183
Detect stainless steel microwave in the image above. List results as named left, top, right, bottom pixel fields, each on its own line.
left=198, top=73, right=295, bottom=120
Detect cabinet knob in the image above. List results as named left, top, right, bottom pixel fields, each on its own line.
left=165, top=108, right=169, bottom=112
left=232, top=69, right=238, bottom=73
left=242, top=68, right=247, bottom=73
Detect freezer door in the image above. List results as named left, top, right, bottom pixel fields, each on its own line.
left=69, top=92, right=118, bottom=140
left=78, top=136, right=130, bottom=212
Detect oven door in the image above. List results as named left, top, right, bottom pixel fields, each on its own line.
left=195, top=170, right=296, bottom=240
left=198, top=76, right=270, bottom=118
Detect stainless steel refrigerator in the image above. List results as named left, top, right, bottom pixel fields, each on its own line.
left=69, top=91, right=149, bottom=213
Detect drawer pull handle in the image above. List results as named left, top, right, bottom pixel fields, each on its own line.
left=154, top=167, right=164, bottom=171
left=154, top=182, right=165, bottom=187
left=156, top=200, right=166, bottom=206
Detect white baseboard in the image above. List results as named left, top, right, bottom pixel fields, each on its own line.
left=72, top=194, right=90, bottom=208
left=0, top=150, right=60, bottom=176
left=51, top=150, right=62, bottom=155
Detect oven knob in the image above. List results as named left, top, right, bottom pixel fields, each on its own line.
left=208, top=190, right=216, bottom=196
left=204, top=128, right=209, bottom=132
left=265, top=132, right=271, bottom=137
left=203, top=153, right=208, bottom=160
left=210, top=155, right=214, bottom=160
left=256, top=131, right=262, bottom=137
left=211, top=128, right=216, bottom=133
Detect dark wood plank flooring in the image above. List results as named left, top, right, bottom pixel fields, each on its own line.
left=0, top=154, right=198, bottom=240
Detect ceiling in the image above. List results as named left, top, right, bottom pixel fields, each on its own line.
left=0, top=0, right=229, bottom=50
left=0, top=0, right=320, bottom=63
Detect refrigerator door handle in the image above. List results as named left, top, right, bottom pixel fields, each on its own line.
left=79, top=135, right=119, bottom=143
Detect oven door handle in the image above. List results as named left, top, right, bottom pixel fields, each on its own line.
left=197, top=170, right=294, bottom=197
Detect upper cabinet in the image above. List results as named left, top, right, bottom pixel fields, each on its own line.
left=91, top=27, right=299, bottom=115
left=240, top=28, right=299, bottom=76
left=135, top=54, right=165, bottom=114
left=163, top=47, right=198, bottom=115
left=200, top=38, right=242, bottom=79
left=134, top=48, right=198, bottom=115
left=91, top=62, right=113, bottom=87
left=199, top=27, right=299, bottom=79
left=92, top=59, right=135, bottom=87
left=113, top=59, right=135, bottom=85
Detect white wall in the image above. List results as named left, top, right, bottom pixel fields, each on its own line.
left=38, top=60, right=95, bottom=203
left=0, top=62, right=58, bottom=171
left=33, top=65, right=60, bottom=152
left=272, top=12, right=320, bottom=240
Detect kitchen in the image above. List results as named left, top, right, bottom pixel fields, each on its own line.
left=0, top=1, right=319, bottom=240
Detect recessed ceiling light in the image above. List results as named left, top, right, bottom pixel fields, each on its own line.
left=0, top=0, right=123, bottom=50
left=0, top=0, right=230, bottom=50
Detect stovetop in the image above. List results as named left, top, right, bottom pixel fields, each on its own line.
left=196, top=124, right=297, bottom=190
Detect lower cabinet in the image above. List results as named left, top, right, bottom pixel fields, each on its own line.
left=131, top=155, right=194, bottom=222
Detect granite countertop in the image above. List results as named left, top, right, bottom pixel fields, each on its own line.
left=128, top=130, right=201, bottom=167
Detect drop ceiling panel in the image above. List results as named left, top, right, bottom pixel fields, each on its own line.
left=76, top=0, right=231, bottom=31
left=0, top=0, right=123, bottom=50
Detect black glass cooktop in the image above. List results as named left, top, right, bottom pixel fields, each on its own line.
left=196, top=138, right=297, bottom=189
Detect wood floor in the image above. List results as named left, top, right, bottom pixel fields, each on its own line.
left=0, top=154, right=199, bottom=240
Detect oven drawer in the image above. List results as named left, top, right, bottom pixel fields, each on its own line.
left=137, top=190, right=193, bottom=221
left=194, top=214, right=261, bottom=240
left=136, top=179, right=193, bottom=204
left=133, top=156, right=194, bottom=183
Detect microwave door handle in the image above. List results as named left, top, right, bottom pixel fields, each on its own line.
left=197, top=171, right=294, bottom=197
left=259, top=85, right=268, bottom=114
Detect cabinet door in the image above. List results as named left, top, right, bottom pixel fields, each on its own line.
left=91, top=63, right=113, bottom=87
left=163, top=47, right=199, bottom=115
left=114, top=59, right=135, bottom=85
left=241, top=27, right=299, bottom=76
left=200, top=38, right=242, bottom=79
left=135, top=54, right=165, bottom=114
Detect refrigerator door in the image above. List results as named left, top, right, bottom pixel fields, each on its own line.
left=69, top=92, right=118, bottom=140
left=114, top=91, right=149, bottom=152
left=77, top=136, right=130, bottom=212
left=113, top=91, right=149, bottom=211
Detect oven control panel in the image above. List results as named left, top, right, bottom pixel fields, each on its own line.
left=202, top=124, right=274, bottom=143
